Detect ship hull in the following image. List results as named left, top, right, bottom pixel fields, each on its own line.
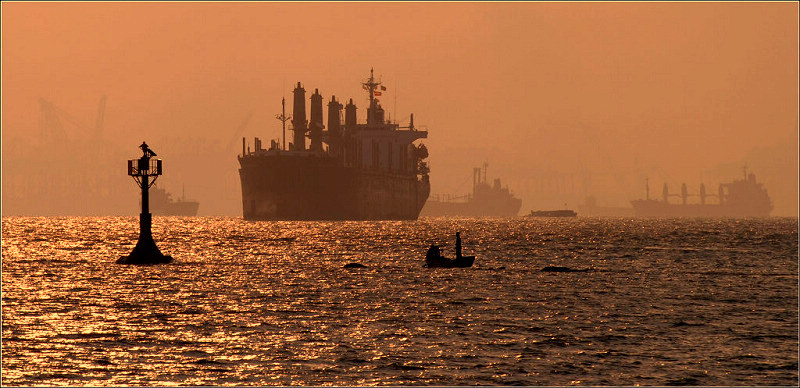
left=239, top=153, right=429, bottom=220
left=147, top=187, right=199, bottom=216
left=152, top=202, right=199, bottom=217
left=630, top=200, right=771, bottom=218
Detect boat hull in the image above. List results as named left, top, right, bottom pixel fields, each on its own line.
left=425, top=255, right=475, bottom=268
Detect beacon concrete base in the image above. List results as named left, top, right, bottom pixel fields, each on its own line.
left=117, top=213, right=173, bottom=265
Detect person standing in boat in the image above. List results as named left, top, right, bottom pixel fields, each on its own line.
left=455, top=232, right=462, bottom=259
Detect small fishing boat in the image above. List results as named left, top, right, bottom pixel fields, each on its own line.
left=424, top=232, right=475, bottom=268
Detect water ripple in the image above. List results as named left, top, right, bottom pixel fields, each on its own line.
left=2, top=216, right=797, bottom=385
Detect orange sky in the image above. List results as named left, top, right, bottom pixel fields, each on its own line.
left=2, top=2, right=798, bottom=216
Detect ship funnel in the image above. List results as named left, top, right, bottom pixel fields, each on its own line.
left=309, top=88, right=324, bottom=152
left=292, top=82, right=307, bottom=151
left=345, top=99, right=357, bottom=131
left=681, top=183, right=688, bottom=205
left=327, top=96, right=344, bottom=158
left=327, top=96, right=343, bottom=137
left=700, top=183, right=706, bottom=205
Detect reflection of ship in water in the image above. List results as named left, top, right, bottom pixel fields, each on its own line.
left=421, top=164, right=522, bottom=217
left=237, top=69, right=430, bottom=220
left=149, top=186, right=199, bottom=216
left=630, top=168, right=773, bottom=218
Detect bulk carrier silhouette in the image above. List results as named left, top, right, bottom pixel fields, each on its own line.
left=238, top=69, right=430, bottom=220
left=420, top=164, right=522, bottom=217
left=630, top=168, right=773, bottom=218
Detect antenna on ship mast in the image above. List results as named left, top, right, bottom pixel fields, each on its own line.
left=276, top=97, right=291, bottom=151
left=362, top=67, right=382, bottom=126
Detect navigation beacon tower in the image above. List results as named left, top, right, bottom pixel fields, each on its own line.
left=117, top=142, right=173, bottom=264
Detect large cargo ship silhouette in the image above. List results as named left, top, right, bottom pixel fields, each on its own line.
left=237, top=69, right=430, bottom=220
left=630, top=168, right=773, bottom=217
left=420, top=164, right=522, bottom=217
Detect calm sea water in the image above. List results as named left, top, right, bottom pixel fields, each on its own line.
left=2, top=216, right=798, bottom=386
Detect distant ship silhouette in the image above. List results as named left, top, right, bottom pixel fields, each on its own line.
left=148, top=185, right=199, bottom=216
left=630, top=168, right=772, bottom=217
left=421, top=163, right=522, bottom=217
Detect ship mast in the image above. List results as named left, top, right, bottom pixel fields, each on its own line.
left=275, top=97, right=291, bottom=151
left=362, top=67, right=381, bottom=126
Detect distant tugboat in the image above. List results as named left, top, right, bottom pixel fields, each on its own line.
left=421, top=163, right=522, bottom=217
left=630, top=168, right=773, bottom=218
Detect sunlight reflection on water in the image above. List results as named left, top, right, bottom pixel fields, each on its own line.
left=1, top=216, right=798, bottom=386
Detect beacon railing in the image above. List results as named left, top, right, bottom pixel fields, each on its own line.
left=128, top=158, right=162, bottom=188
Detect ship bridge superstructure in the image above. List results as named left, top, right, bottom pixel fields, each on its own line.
left=241, top=68, right=428, bottom=178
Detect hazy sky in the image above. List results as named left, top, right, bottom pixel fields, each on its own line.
left=2, top=2, right=798, bottom=216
